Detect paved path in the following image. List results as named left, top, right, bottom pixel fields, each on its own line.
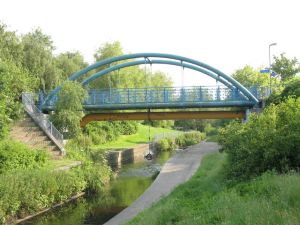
left=104, top=141, right=220, bottom=225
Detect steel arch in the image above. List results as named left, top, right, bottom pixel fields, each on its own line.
left=43, top=53, right=259, bottom=107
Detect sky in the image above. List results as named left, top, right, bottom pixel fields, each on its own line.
left=0, top=0, right=299, bottom=86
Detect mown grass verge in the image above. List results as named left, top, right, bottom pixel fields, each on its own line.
left=126, top=153, right=300, bottom=225
left=92, top=124, right=177, bottom=150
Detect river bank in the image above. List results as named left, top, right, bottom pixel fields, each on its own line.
left=18, top=150, right=172, bottom=225
left=105, top=141, right=220, bottom=225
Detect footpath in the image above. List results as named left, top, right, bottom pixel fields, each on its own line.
left=104, top=141, right=220, bottom=225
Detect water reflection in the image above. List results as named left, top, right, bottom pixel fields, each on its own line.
left=20, top=151, right=172, bottom=225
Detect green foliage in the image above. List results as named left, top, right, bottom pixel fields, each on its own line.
left=204, top=123, right=218, bottom=136
left=174, top=119, right=208, bottom=131
left=65, top=134, right=93, bottom=161
left=126, top=153, right=300, bottom=225
left=272, top=53, right=300, bottom=82
left=0, top=23, right=23, bottom=64
left=0, top=59, right=37, bottom=138
left=176, top=131, right=206, bottom=148
left=51, top=81, right=87, bottom=137
left=144, top=120, right=174, bottom=128
left=219, top=98, right=300, bottom=179
left=95, top=124, right=176, bottom=149
left=0, top=140, right=47, bottom=173
left=267, top=77, right=300, bottom=105
left=21, top=28, right=58, bottom=91
left=55, top=51, right=88, bottom=81
left=85, top=121, right=138, bottom=145
left=155, top=138, right=176, bottom=151
left=155, top=131, right=206, bottom=151
left=91, top=41, right=172, bottom=90
left=232, top=65, right=270, bottom=87
left=0, top=164, right=111, bottom=224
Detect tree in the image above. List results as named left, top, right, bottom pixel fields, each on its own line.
left=232, top=65, right=270, bottom=87
left=272, top=53, right=300, bottom=82
left=0, top=59, right=37, bottom=138
left=94, top=41, right=123, bottom=63
left=51, top=81, right=87, bottom=137
left=91, top=41, right=124, bottom=89
left=266, top=77, right=300, bottom=105
left=54, top=51, right=88, bottom=81
left=219, top=98, right=300, bottom=179
left=21, top=28, right=58, bottom=91
left=0, top=23, right=23, bottom=64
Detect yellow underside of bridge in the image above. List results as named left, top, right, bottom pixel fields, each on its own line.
left=80, top=111, right=245, bottom=127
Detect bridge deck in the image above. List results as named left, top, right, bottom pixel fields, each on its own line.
left=43, top=86, right=260, bottom=111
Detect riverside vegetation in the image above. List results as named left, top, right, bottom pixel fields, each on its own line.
left=0, top=23, right=173, bottom=224
left=126, top=97, right=300, bottom=225
left=155, top=131, right=206, bottom=151
left=1, top=22, right=300, bottom=225
left=0, top=139, right=112, bottom=224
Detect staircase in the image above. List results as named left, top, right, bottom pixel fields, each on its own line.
left=10, top=112, right=62, bottom=158
left=9, top=93, right=65, bottom=159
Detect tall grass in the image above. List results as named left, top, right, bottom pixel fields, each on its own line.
left=126, top=153, right=300, bottom=225
left=0, top=164, right=111, bottom=224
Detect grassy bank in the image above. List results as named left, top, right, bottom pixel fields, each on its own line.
left=126, top=153, right=300, bottom=225
left=93, top=124, right=177, bottom=149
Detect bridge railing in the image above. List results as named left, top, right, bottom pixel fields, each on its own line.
left=83, top=86, right=249, bottom=106
left=22, top=93, right=64, bottom=152
left=44, top=85, right=269, bottom=109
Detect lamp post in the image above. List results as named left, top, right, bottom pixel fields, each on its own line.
left=269, top=42, right=277, bottom=94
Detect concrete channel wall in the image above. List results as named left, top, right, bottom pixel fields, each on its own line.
left=106, top=144, right=150, bottom=168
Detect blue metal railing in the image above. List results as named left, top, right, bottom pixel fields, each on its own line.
left=43, top=85, right=266, bottom=111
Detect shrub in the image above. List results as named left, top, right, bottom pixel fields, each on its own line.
left=65, top=134, right=92, bottom=161
left=0, top=163, right=111, bottom=223
left=219, top=97, right=300, bottom=179
left=155, top=138, right=176, bottom=151
left=118, top=121, right=138, bottom=135
left=204, top=123, right=218, bottom=136
left=156, top=131, right=206, bottom=151
left=156, top=139, right=171, bottom=151
left=0, top=140, right=47, bottom=173
left=85, top=121, right=138, bottom=145
left=175, top=131, right=206, bottom=148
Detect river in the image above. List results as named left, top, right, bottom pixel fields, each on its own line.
left=19, top=151, right=172, bottom=225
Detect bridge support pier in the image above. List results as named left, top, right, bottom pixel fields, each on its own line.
left=243, top=109, right=251, bottom=123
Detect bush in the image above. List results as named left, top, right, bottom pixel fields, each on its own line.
left=204, top=123, right=218, bottom=136
left=0, top=140, right=47, bottom=173
left=0, top=163, right=111, bottom=224
left=155, top=131, right=206, bottom=151
left=219, top=98, right=300, bottom=179
left=85, top=121, right=138, bottom=145
left=175, top=131, right=206, bottom=148
left=266, top=77, right=300, bottom=105
left=65, top=134, right=93, bottom=161
left=155, top=138, right=176, bottom=151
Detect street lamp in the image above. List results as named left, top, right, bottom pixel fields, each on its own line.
left=269, top=42, right=277, bottom=94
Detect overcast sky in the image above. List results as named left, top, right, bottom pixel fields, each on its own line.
left=0, top=0, right=299, bottom=86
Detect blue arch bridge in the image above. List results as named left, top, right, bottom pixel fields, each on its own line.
left=35, top=53, right=266, bottom=127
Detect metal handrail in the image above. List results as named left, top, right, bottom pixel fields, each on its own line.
left=22, top=93, right=64, bottom=152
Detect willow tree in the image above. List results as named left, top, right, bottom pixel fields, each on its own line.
left=51, top=81, right=87, bottom=137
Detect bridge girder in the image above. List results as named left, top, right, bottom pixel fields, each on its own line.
left=80, top=111, right=245, bottom=127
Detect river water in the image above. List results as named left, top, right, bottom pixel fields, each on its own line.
left=20, top=151, right=172, bottom=225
